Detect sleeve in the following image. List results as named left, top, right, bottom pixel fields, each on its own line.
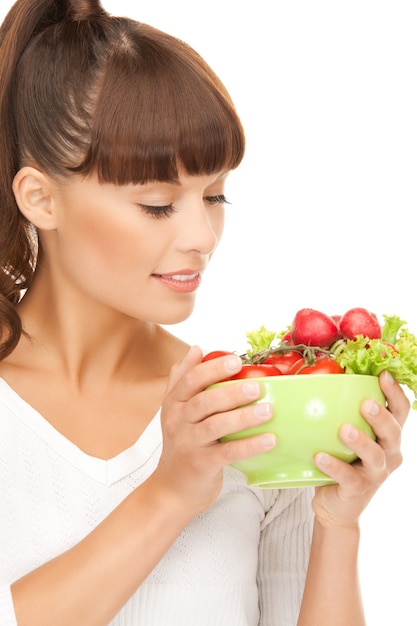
left=256, top=488, right=314, bottom=626
left=0, top=586, right=17, bottom=626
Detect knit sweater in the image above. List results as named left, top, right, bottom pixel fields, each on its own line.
left=0, top=377, right=313, bottom=626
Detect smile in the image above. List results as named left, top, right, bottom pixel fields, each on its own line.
left=166, top=273, right=199, bottom=281
left=152, top=271, right=202, bottom=293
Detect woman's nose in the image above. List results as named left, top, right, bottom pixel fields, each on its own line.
left=177, top=202, right=224, bottom=255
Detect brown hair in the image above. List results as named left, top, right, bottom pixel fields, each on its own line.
left=0, top=0, right=245, bottom=359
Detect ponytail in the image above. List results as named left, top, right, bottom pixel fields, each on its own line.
left=0, top=0, right=108, bottom=358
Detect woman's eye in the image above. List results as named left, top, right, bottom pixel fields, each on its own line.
left=139, top=204, right=177, bottom=219
left=138, top=195, right=229, bottom=216
left=204, top=194, right=230, bottom=205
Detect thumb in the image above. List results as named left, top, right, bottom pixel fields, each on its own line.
left=165, top=345, right=203, bottom=393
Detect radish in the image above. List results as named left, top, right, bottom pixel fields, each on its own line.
left=339, top=307, right=381, bottom=340
left=331, top=314, right=344, bottom=341
left=291, top=308, right=339, bottom=348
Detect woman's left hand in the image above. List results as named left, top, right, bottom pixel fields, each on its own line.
left=311, top=370, right=410, bottom=527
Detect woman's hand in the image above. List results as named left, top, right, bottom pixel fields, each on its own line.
left=311, top=370, right=410, bottom=527
left=155, top=346, right=276, bottom=514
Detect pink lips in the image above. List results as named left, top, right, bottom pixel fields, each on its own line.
left=152, top=270, right=202, bottom=293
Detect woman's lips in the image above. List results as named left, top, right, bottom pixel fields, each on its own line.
left=152, top=271, right=202, bottom=293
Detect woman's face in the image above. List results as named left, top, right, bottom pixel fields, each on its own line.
left=43, top=170, right=228, bottom=324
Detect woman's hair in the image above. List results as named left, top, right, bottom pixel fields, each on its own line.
left=0, top=0, right=245, bottom=359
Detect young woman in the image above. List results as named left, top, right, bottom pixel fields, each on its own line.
left=0, top=1, right=409, bottom=624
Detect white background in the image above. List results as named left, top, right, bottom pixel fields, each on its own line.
left=2, top=1, right=416, bottom=623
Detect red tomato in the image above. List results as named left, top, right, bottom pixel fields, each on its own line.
left=290, top=357, right=345, bottom=375
left=228, top=363, right=282, bottom=380
left=291, top=308, right=339, bottom=348
left=339, top=307, right=381, bottom=340
left=263, top=351, right=304, bottom=374
left=202, top=350, right=233, bottom=361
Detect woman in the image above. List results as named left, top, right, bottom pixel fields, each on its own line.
left=0, top=1, right=409, bottom=624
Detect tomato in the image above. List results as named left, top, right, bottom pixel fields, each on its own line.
left=291, top=308, right=339, bottom=348
left=290, top=357, right=345, bottom=375
left=263, top=351, right=304, bottom=374
left=339, top=307, right=381, bottom=340
left=228, top=363, right=282, bottom=380
left=202, top=350, right=233, bottom=361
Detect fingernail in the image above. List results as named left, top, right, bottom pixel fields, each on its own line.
left=253, top=403, right=272, bottom=419
left=225, top=355, right=243, bottom=373
left=341, top=424, right=359, bottom=441
left=383, top=370, right=395, bottom=384
left=261, top=434, right=276, bottom=449
left=316, top=452, right=330, bottom=467
left=363, top=399, right=379, bottom=416
left=242, top=381, right=261, bottom=398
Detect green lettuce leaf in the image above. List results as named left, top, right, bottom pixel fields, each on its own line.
left=335, top=315, right=417, bottom=409
left=381, top=314, right=407, bottom=344
left=245, top=325, right=277, bottom=356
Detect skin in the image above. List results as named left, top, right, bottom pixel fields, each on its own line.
left=0, top=166, right=410, bottom=625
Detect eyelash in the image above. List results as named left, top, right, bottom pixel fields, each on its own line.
left=205, top=194, right=230, bottom=205
left=139, top=204, right=177, bottom=219
left=139, top=194, right=230, bottom=219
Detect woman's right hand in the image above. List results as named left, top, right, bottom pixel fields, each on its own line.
left=155, top=345, right=276, bottom=513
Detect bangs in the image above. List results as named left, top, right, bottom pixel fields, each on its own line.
left=75, top=22, right=245, bottom=184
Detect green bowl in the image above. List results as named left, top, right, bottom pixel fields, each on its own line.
left=214, top=374, right=384, bottom=488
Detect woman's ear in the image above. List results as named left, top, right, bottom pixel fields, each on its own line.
left=12, top=166, right=57, bottom=230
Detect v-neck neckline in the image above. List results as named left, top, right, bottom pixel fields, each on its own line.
left=0, top=377, right=162, bottom=485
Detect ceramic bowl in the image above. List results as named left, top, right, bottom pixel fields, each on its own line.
left=214, top=374, right=384, bottom=488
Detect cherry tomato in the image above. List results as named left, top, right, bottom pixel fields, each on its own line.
left=228, top=363, right=282, bottom=380
left=202, top=350, right=233, bottom=361
left=263, top=351, right=304, bottom=374
left=289, top=357, right=345, bottom=375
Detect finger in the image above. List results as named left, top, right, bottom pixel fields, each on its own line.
left=359, top=398, right=403, bottom=472
left=314, top=451, right=364, bottom=493
left=165, top=345, right=205, bottom=393
left=314, top=432, right=386, bottom=495
left=179, top=380, right=267, bottom=426
left=196, top=400, right=274, bottom=444
left=339, top=423, right=388, bottom=477
left=190, top=379, right=265, bottom=423
left=314, top=423, right=388, bottom=492
left=361, top=397, right=402, bottom=448
left=217, top=432, right=277, bottom=466
left=378, top=370, right=410, bottom=428
left=169, top=352, right=243, bottom=402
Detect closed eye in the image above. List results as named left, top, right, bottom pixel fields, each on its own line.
left=204, top=194, right=230, bottom=205
left=139, top=204, right=177, bottom=219
left=139, top=194, right=229, bottom=218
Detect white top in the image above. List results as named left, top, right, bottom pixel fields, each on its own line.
left=0, top=377, right=313, bottom=625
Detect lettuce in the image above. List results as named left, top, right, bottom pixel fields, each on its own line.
left=245, top=325, right=277, bottom=357
left=334, top=315, right=417, bottom=409
left=243, top=315, right=417, bottom=409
